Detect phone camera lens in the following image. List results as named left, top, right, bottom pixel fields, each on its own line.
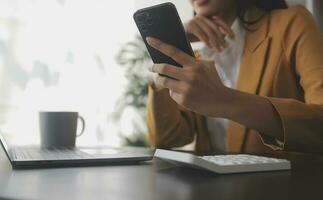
left=146, top=18, right=153, bottom=26
left=136, top=14, right=145, bottom=23
left=141, top=24, right=148, bottom=32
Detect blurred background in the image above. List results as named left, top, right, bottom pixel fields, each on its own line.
left=0, top=0, right=321, bottom=147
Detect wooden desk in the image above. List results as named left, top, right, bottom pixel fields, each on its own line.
left=0, top=147, right=323, bottom=200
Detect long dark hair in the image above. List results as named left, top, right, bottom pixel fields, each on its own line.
left=237, top=0, right=288, bottom=24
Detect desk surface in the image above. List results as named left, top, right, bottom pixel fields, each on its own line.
left=1, top=148, right=323, bottom=200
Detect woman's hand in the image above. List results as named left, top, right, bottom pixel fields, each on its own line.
left=146, top=37, right=285, bottom=140
left=184, top=15, right=235, bottom=52
left=146, top=37, right=231, bottom=117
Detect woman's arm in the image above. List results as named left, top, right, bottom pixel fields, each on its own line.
left=222, top=88, right=284, bottom=141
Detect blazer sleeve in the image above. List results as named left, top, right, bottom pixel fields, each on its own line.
left=261, top=6, right=323, bottom=154
left=146, top=84, right=196, bottom=148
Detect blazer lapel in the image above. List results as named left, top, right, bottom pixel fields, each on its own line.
left=236, top=7, right=271, bottom=93
left=227, top=8, right=272, bottom=153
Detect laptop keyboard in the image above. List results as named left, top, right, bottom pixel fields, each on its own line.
left=11, top=147, right=94, bottom=161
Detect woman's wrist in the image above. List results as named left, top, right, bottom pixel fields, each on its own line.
left=215, top=87, right=256, bottom=120
left=214, top=87, right=284, bottom=140
left=209, top=86, right=238, bottom=118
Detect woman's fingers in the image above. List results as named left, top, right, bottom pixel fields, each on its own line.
left=187, top=20, right=212, bottom=48
left=212, top=17, right=235, bottom=39
left=196, top=16, right=228, bottom=51
left=154, top=75, right=183, bottom=93
left=149, top=63, right=187, bottom=81
left=151, top=73, right=165, bottom=91
left=194, top=16, right=222, bottom=51
left=185, top=15, right=234, bottom=52
left=146, top=37, right=195, bottom=66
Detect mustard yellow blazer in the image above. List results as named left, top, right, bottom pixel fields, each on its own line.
left=146, top=6, right=323, bottom=156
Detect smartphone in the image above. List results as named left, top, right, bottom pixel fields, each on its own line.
left=133, top=2, right=194, bottom=67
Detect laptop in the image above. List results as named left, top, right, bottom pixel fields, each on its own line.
left=0, top=131, right=153, bottom=169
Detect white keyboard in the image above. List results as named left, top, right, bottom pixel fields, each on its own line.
left=154, top=149, right=291, bottom=174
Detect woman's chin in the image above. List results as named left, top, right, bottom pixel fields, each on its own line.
left=195, top=9, right=217, bottom=17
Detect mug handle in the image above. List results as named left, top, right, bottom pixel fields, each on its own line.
left=76, top=116, right=86, bottom=137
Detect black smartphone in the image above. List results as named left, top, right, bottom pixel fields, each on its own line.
left=133, top=2, right=194, bottom=67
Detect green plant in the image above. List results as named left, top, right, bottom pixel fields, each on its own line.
left=115, top=35, right=152, bottom=146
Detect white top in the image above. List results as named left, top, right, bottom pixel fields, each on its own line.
left=200, top=18, right=246, bottom=151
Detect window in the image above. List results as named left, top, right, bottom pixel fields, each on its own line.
left=0, top=0, right=193, bottom=147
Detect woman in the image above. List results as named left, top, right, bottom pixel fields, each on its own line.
left=146, top=0, right=323, bottom=156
